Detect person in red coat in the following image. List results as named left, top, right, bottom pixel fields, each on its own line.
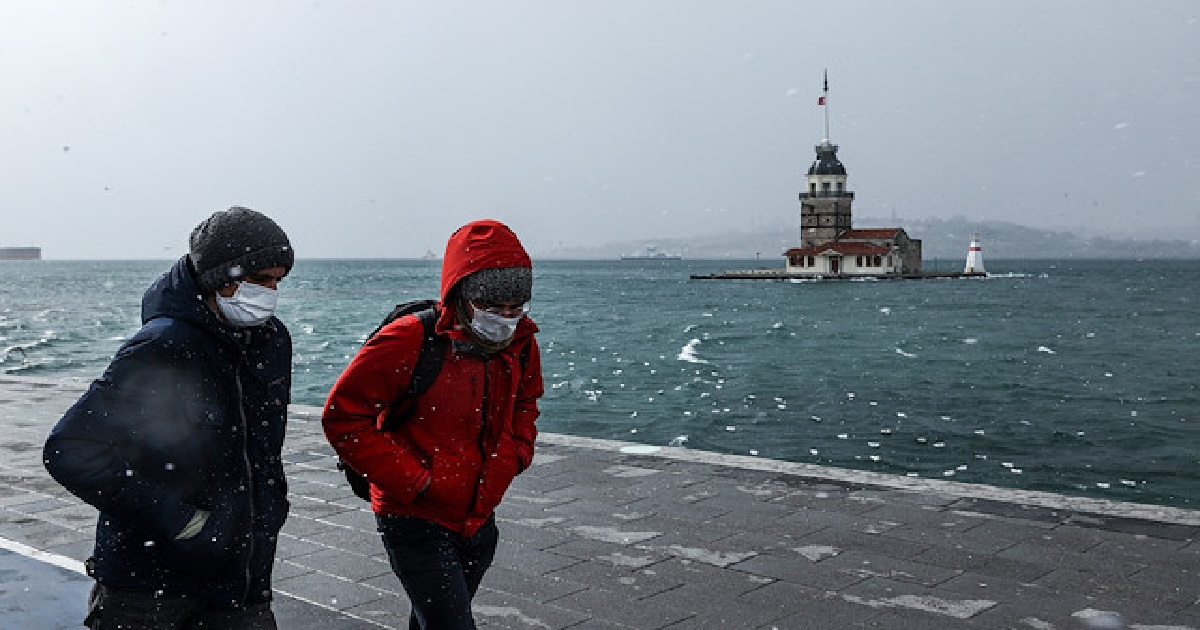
left=322, top=219, right=543, bottom=629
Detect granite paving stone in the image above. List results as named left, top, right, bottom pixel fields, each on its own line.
left=615, top=514, right=740, bottom=544
left=837, top=576, right=1001, bottom=622
left=859, top=502, right=986, bottom=532
left=267, top=595, right=382, bottom=629
left=272, top=557, right=317, bottom=581
left=998, top=539, right=1148, bottom=576
left=341, top=593, right=413, bottom=626
left=471, top=589, right=595, bottom=629
left=277, top=533, right=341, bottom=560
left=543, top=585, right=695, bottom=629
left=493, top=541, right=583, bottom=576
left=730, top=550, right=872, bottom=590
left=492, top=518, right=577, bottom=550
left=44, top=537, right=95, bottom=561
left=771, top=489, right=887, bottom=516
left=312, top=505, right=377, bottom=530
left=1036, top=565, right=1197, bottom=609
left=910, top=544, right=1054, bottom=583
left=285, top=502, right=358, bottom=525
left=821, top=549, right=963, bottom=586
left=290, top=546, right=393, bottom=581
left=542, top=556, right=685, bottom=599
left=741, top=586, right=883, bottom=628
left=793, top=525, right=934, bottom=560
left=478, top=565, right=590, bottom=603
left=272, top=570, right=387, bottom=611
left=883, top=520, right=1028, bottom=555
left=1126, top=561, right=1200, bottom=599
left=848, top=607, right=981, bottom=629
left=715, top=528, right=826, bottom=555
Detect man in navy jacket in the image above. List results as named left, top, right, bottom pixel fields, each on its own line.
left=44, top=207, right=294, bottom=629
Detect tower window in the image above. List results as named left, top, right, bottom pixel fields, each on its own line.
left=810, top=183, right=817, bottom=194
left=822, top=182, right=831, bottom=192
left=836, top=182, right=844, bottom=192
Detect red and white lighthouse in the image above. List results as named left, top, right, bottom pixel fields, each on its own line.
left=964, top=233, right=985, bottom=274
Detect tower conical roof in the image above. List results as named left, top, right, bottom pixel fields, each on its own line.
left=807, top=141, right=846, bottom=176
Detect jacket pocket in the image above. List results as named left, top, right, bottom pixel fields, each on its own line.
left=163, top=499, right=245, bottom=578
left=415, top=453, right=475, bottom=521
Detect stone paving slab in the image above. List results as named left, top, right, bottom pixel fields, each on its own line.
left=2, top=375, right=1199, bottom=629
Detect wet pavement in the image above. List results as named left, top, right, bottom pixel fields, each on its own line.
left=2, top=374, right=1198, bottom=628
left=0, top=544, right=90, bottom=629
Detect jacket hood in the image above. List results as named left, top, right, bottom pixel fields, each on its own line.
left=439, top=220, right=532, bottom=304
left=436, top=220, right=535, bottom=342
left=141, top=256, right=230, bottom=333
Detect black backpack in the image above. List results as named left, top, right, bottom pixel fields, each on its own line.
left=337, top=300, right=446, bottom=500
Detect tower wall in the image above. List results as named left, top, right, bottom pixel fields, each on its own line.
left=799, top=199, right=853, bottom=248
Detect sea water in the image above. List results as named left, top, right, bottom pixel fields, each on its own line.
left=2, top=258, right=1197, bottom=508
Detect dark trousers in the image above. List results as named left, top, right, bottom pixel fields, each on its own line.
left=377, top=514, right=499, bottom=630
left=84, top=583, right=277, bottom=629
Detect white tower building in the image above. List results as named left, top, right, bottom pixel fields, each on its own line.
left=964, top=233, right=985, bottom=274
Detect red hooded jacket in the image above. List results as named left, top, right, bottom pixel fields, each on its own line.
left=322, top=220, right=543, bottom=536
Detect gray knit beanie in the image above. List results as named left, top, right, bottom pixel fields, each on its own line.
left=188, top=206, right=294, bottom=294
left=458, top=267, right=533, bottom=305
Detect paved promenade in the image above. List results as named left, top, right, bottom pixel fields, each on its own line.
left=2, top=374, right=1198, bottom=629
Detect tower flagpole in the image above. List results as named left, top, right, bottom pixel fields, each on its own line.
left=820, top=69, right=830, bottom=142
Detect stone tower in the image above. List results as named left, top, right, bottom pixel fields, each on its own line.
left=798, top=70, right=854, bottom=248
left=798, top=140, right=853, bottom=248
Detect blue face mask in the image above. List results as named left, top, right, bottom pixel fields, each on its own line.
left=469, top=308, right=523, bottom=343
left=215, top=281, right=278, bottom=327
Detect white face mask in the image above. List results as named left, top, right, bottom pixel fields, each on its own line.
left=215, top=281, right=278, bottom=327
left=469, top=308, right=523, bottom=343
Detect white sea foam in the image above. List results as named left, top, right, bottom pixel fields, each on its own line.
left=677, top=338, right=709, bottom=364
left=895, top=348, right=917, bottom=358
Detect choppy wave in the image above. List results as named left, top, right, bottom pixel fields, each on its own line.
left=676, top=338, right=709, bottom=364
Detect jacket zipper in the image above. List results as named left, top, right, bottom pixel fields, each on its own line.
left=469, top=354, right=490, bottom=517
left=234, top=355, right=256, bottom=607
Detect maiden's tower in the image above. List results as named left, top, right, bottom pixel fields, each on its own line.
left=692, top=71, right=983, bottom=281
left=784, top=71, right=922, bottom=276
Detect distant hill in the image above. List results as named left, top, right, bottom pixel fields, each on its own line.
left=534, top=217, right=1200, bottom=260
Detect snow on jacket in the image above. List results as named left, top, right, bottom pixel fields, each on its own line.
left=322, top=220, right=543, bottom=537
left=43, top=256, right=292, bottom=608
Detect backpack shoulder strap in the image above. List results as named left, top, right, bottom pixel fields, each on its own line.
left=379, top=307, right=446, bottom=431
left=407, top=308, right=445, bottom=399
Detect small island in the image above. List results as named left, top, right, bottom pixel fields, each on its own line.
left=693, top=73, right=983, bottom=282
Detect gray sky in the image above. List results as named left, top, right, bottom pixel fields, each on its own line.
left=2, top=1, right=1197, bottom=259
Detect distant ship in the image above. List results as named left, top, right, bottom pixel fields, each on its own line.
left=620, top=245, right=682, bottom=261
left=0, top=247, right=41, bottom=261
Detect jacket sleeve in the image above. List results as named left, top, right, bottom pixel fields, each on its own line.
left=512, top=336, right=543, bottom=471
left=322, top=319, right=433, bottom=503
left=43, top=334, right=199, bottom=540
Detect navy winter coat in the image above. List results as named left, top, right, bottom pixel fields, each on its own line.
left=43, top=256, right=292, bottom=608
